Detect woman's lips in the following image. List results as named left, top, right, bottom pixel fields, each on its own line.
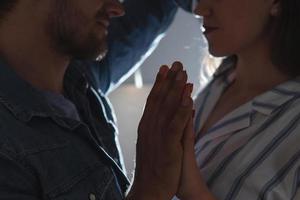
left=202, top=26, right=219, bottom=35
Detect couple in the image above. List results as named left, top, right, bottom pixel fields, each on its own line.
left=0, top=0, right=299, bottom=199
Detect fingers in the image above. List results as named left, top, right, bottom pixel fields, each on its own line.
left=147, top=62, right=182, bottom=104
left=160, top=69, right=188, bottom=123
left=147, top=65, right=169, bottom=103
left=142, top=65, right=169, bottom=122
left=165, top=84, right=194, bottom=144
left=183, top=113, right=197, bottom=163
left=156, top=62, right=185, bottom=110
left=141, top=61, right=193, bottom=142
left=134, top=62, right=196, bottom=199
left=176, top=112, right=205, bottom=200
left=143, top=62, right=187, bottom=122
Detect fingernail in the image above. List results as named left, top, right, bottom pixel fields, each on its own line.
left=159, top=65, right=169, bottom=75
left=170, top=62, right=182, bottom=72
left=176, top=71, right=184, bottom=81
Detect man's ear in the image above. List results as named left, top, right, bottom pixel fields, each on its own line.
left=270, top=0, right=281, bottom=16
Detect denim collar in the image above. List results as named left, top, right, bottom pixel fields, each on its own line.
left=0, top=58, right=89, bottom=126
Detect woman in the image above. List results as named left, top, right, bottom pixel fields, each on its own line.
left=172, top=0, right=300, bottom=199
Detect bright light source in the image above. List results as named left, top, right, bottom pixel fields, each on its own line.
left=134, top=69, right=143, bottom=89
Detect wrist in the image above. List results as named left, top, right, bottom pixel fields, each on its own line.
left=126, top=182, right=170, bottom=200
left=179, top=190, right=216, bottom=200
left=178, top=183, right=216, bottom=200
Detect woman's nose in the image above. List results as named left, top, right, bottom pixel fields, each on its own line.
left=193, top=1, right=212, bottom=18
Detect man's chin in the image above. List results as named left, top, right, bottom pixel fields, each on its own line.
left=82, top=38, right=108, bottom=60
left=70, top=41, right=108, bottom=61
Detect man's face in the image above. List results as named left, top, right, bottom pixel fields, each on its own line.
left=46, top=0, right=124, bottom=60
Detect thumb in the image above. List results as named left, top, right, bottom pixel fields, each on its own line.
left=180, top=115, right=214, bottom=200
left=177, top=112, right=203, bottom=199
left=183, top=113, right=197, bottom=167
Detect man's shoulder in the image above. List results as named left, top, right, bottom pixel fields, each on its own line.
left=0, top=103, right=68, bottom=158
left=0, top=105, right=26, bottom=157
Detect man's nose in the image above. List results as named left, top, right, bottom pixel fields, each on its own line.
left=105, top=0, right=125, bottom=18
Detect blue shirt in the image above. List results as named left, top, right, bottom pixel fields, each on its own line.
left=0, top=60, right=129, bottom=199
left=40, top=90, right=81, bottom=121
left=0, top=0, right=180, bottom=198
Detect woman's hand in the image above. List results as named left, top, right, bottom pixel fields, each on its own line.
left=127, top=62, right=194, bottom=200
left=176, top=114, right=216, bottom=200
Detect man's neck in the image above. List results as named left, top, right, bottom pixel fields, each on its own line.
left=0, top=4, right=70, bottom=94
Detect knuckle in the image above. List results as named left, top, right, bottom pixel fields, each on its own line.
left=163, top=86, right=185, bottom=105
left=158, top=84, right=169, bottom=95
left=166, top=70, right=177, bottom=79
left=166, top=90, right=180, bottom=102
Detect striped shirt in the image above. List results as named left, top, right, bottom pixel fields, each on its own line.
left=193, top=62, right=300, bottom=200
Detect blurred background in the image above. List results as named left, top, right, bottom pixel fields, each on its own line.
left=109, top=8, right=210, bottom=180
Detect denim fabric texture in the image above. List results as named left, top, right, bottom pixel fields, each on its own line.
left=0, top=60, right=129, bottom=199
left=0, top=0, right=181, bottom=198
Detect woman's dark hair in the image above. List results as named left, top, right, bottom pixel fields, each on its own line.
left=221, top=0, right=300, bottom=77
left=0, top=0, right=18, bottom=20
left=271, top=0, right=300, bottom=76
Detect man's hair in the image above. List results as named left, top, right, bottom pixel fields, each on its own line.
left=0, top=0, right=18, bottom=19
left=271, top=0, right=300, bottom=76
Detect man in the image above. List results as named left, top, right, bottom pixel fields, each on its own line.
left=0, top=0, right=194, bottom=199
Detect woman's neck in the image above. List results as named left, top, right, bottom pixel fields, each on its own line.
left=232, top=41, right=291, bottom=93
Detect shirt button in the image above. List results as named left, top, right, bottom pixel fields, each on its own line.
left=89, top=193, right=96, bottom=200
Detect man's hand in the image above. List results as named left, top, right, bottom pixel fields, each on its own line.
left=127, top=62, right=194, bottom=200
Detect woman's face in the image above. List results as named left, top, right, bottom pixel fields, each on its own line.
left=194, top=0, right=280, bottom=57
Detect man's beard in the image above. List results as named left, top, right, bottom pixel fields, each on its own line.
left=46, top=0, right=107, bottom=60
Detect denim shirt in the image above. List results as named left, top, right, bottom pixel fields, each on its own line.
left=0, top=0, right=184, bottom=198
left=0, top=60, right=130, bottom=199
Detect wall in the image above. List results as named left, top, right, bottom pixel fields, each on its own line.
left=109, top=8, right=208, bottom=180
